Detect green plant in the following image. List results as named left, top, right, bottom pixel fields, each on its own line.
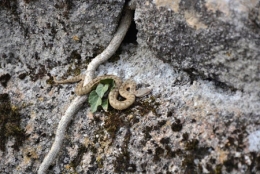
left=88, top=79, right=115, bottom=113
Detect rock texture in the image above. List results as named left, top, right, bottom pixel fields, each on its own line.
left=0, top=0, right=260, bottom=173
left=135, top=0, right=260, bottom=93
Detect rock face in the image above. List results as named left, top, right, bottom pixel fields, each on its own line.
left=135, top=0, right=260, bottom=93
left=0, top=0, right=260, bottom=173
left=0, top=0, right=124, bottom=70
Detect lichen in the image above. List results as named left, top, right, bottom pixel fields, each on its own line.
left=0, top=93, right=26, bottom=152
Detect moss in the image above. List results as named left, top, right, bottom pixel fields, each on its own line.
left=68, top=50, right=81, bottom=64
left=84, top=129, right=107, bottom=169
left=209, top=150, right=260, bottom=174
left=134, top=95, right=160, bottom=116
left=256, top=153, right=260, bottom=171
left=58, top=50, right=85, bottom=78
left=93, top=128, right=105, bottom=144
left=0, top=73, right=11, bottom=87
left=69, top=145, right=88, bottom=170
left=171, top=118, right=183, bottom=132
left=167, top=111, right=174, bottom=117
left=0, top=0, right=17, bottom=10
left=113, top=130, right=136, bottom=173
left=23, top=0, right=36, bottom=3
left=182, top=153, right=196, bottom=173
left=114, top=150, right=136, bottom=172
left=76, top=94, right=160, bottom=172
left=18, top=72, right=27, bottom=80
left=86, top=108, right=136, bottom=171
left=84, top=128, right=107, bottom=170
left=164, top=145, right=176, bottom=159
left=46, top=75, right=55, bottom=85
left=185, top=139, right=199, bottom=151
left=66, top=66, right=81, bottom=77
left=46, top=50, right=89, bottom=85
left=96, top=155, right=104, bottom=168
left=88, top=144, right=98, bottom=154
left=174, top=148, right=184, bottom=156
left=142, top=120, right=167, bottom=142
left=108, top=48, right=122, bottom=63
left=85, top=112, right=136, bottom=172
left=104, top=111, right=125, bottom=140
left=0, top=93, right=26, bottom=152
left=91, top=45, right=105, bottom=59
left=223, top=156, right=237, bottom=173
left=223, top=121, right=247, bottom=151
left=156, top=119, right=165, bottom=126
left=27, top=64, right=47, bottom=82
left=214, top=164, right=223, bottom=174
left=142, top=126, right=152, bottom=140
left=182, top=132, right=189, bottom=141
left=160, top=137, right=170, bottom=145
left=153, top=146, right=165, bottom=162
left=181, top=145, right=213, bottom=173
left=54, top=0, right=73, bottom=18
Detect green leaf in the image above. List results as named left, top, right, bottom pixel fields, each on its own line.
left=88, top=78, right=116, bottom=113
left=100, top=79, right=114, bottom=86
left=96, top=83, right=109, bottom=98
left=88, top=91, right=102, bottom=113
left=101, top=99, right=109, bottom=112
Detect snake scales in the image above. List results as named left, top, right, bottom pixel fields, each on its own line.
left=54, top=75, right=151, bottom=110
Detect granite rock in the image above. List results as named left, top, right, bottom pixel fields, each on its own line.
left=0, top=0, right=259, bottom=173
left=135, top=0, right=260, bottom=93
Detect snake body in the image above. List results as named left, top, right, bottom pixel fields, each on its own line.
left=54, top=75, right=138, bottom=110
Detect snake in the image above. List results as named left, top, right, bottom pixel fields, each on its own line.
left=54, top=75, right=151, bottom=110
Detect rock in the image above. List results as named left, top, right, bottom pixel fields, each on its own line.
left=0, top=0, right=259, bottom=173
left=135, top=0, right=260, bottom=92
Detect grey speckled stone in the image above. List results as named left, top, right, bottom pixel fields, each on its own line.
left=135, top=0, right=260, bottom=92
left=0, top=0, right=260, bottom=174
left=0, top=0, right=125, bottom=70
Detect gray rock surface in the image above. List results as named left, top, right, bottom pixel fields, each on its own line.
left=135, top=0, right=260, bottom=93
left=0, top=0, right=260, bottom=173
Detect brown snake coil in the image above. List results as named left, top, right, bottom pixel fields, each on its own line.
left=54, top=75, right=151, bottom=110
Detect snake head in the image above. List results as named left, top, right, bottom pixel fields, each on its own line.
left=134, top=88, right=152, bottom=97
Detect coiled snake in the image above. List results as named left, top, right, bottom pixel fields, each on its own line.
left=54, top=75, right=151, bottom=110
